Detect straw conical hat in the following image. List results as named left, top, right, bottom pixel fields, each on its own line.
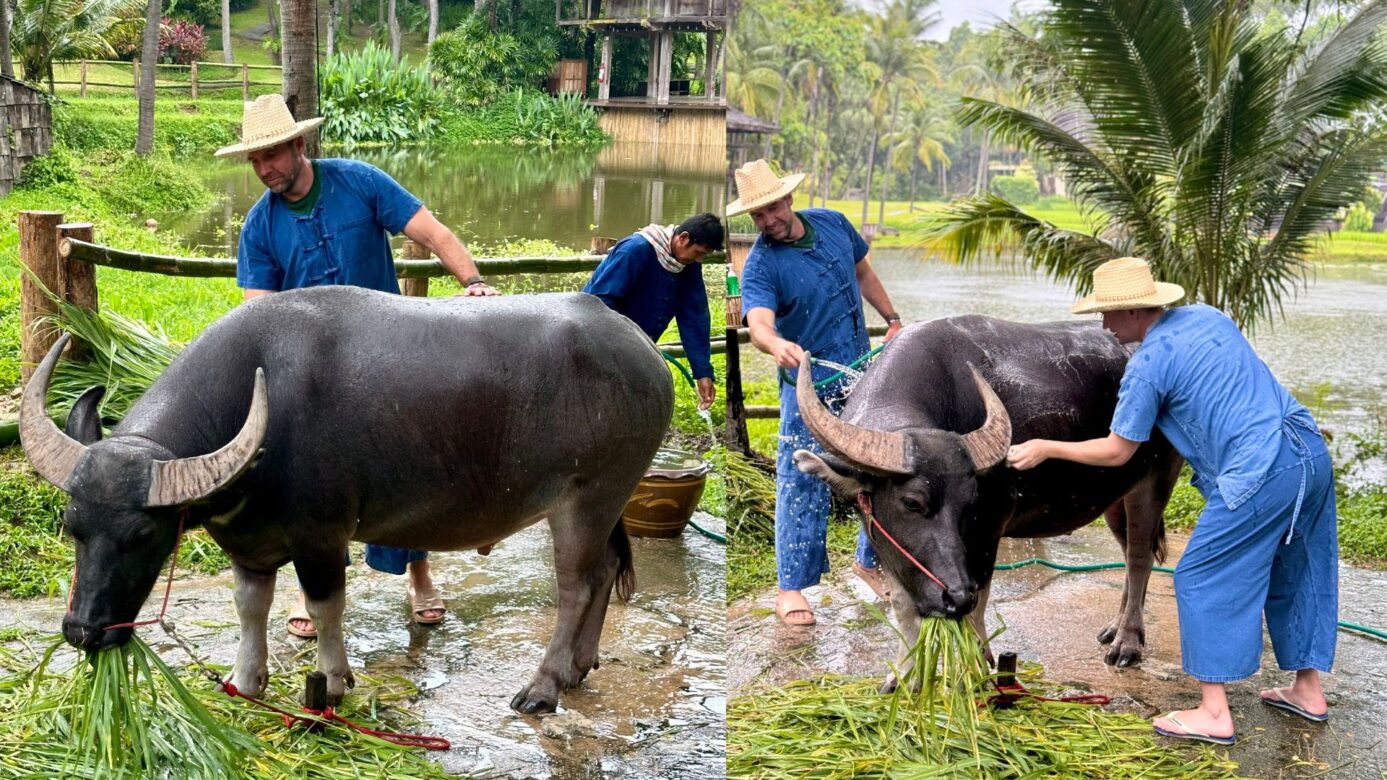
left=726, top=159, right=805, bottom=216
left=1071, top=258, right=1186, bottom=314
left=214, top=93, right=324, bottom=158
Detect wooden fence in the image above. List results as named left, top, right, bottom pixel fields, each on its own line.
left=14, top=211, right=886, bottom=448
left=51, top=59, right=283, bottom=101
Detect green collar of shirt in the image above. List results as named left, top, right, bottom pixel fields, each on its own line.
left=282, top=160, right=321, bottom=215
left=788, top=212, right=816, bottom=249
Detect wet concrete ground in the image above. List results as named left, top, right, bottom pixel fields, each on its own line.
left=728, top=524, right=1387, bottom=779
left=1, top=514, right=727, bottom=779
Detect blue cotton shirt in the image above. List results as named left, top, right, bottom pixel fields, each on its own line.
left=1110, top=303, right=1316, bottom=509
left=582, top=235, right=714, bottom=379
left=236, top=158, right=423, bottom=294
left=740, top=209, right=871, bottom=381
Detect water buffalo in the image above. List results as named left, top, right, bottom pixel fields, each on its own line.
left=793, top=315, right=1182, bottom=682
left=21, top=287, right=673, bottom=713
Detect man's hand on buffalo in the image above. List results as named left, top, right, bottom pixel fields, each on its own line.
left=1007, top=440, right=1052, bottom=470
left=460, top=281, right=501, bottom=296
left=884, top=319, right=903, bottom=342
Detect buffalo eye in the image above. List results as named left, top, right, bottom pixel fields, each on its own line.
left=901, top=494, right=926, bottom=513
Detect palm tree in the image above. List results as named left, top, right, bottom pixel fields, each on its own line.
left=13, top=0, right=143, bottom=87
left=2, top=0, right=15, bottom=78
left=862, top=0, right=938, bottom=227
left=280, top=0, right=318, bottom=154
left=133, top=0, right=157, bottom=154
left=885, top=99, right=953, bottom=211
left=220, top=0, right=231, bottom=63
left=925, top=0, right=1387, bottom=329
left=726, top=33, right=783, bottom=120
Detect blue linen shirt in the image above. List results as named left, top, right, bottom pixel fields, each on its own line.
left=739, top=209, right=871, bottom=380
left=1110, top=303, right=1316, bottom=509
left=581, top=235, right=714, bottom=379
left=236, top=158, right=423, bottom=294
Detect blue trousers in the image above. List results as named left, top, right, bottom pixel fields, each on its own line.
left=775, top=379, right=878, bottom=591
left=362, top=545, right=428, bottom=575
left=1174, top=426, right=1338, bottom=682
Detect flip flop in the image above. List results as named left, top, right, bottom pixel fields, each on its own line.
left=1153, top=712, right=1236, bottom=746
left=286, top=602, right=317, bottom=639
left=408, top=582, right=447, bottom=625
left=774, top=593, right=816, bottom=626
left=851, top=561, right=892, bottom=602
left=1261, top=687, right=1329, bottom=722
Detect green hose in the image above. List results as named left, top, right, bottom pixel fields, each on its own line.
left=994, top=557, right=1386, bottom=641
left=660, top=350, right=697, bottom=390
left=686, top=516, right=726, bottom=544
left=778, top=343, right=887, bottom=389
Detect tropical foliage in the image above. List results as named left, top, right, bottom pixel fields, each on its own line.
left=320, top=42, right=445, bottom=145
left=428, top=14, right=557, bottom=106
left=12, top=0, right=145, bottom=86
left=925, top=0, right=1387, bottom=328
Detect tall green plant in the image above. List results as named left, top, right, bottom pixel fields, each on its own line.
left=13, top=0, right=144, bottom=87
left=319, top=42, right=445, bottom=145
left=428, top=14, right=557, bottom=106
left=925, top=0, right=1387, bottom=329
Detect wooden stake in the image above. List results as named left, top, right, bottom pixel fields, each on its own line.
left=132, top=59, right=140, bottom=92
left=19, top=211, right=66, bottom=384
left=58, top=222, right=98, bottom=363
left=79, top=60, right=88, bottom=98
left=190, top=61, right=198, bottom=99
left=400, top=239, right=430, bottom=297
left=242, top=63, right=250, bottom=101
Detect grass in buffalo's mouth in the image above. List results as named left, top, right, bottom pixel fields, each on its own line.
left=727, top=616, right=1243, bottom=779
left=0, top=634, right=451, bottom=779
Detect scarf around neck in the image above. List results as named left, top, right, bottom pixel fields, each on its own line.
left=638, top=223, right=685, bottom=273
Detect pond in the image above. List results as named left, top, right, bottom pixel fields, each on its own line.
left=162, top=143, right=729, bottom=255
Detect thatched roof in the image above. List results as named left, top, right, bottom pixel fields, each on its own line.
left=728, top=107, right=779, bottom=135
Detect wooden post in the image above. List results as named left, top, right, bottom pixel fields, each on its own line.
left=400, top=240, right=430, bottom=297
left=242, top=63, right=250, bottom=101
left=657, top=30, right=674, bottom=104
left=647, top=31, right=660, bottom=100
left=79, top=60, right=88, bottom=98
left=598, top=35, right=612, bottom=101
left=724, top=269, right=750, bottom=454
left=58, top=223, right=99, bottom=363
left=19, top=212, right=66, bottom=384
left=190, top=61, right=198, bottom=99
left=704, top=32, right=717, bottom=100
left=132, top=59, right=140, bottom=92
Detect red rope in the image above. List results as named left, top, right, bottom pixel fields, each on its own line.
left=102, top=511, right=186, bottom=631
left=989, top=681, right=1110, bottom=707
left=856, top=493, right=947, bottom=591
left=220, top=682, right=451, bottom=750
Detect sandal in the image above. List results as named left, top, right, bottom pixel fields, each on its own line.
left=774, top=591, right=816, bottom=626
left=852, top=561, right=892, bottom=602
left=286, top=601, right=317, bottom=639
left=1152, top=712, right=1236, bottom=746
left=408, top=582, right=446, bottom=625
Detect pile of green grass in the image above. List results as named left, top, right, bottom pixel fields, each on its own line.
left=0, top=634, right=450, bottom=779
left=728, top=617, right=1241, bottom=778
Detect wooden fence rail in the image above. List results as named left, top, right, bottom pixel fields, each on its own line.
left=53, top=59, right=282, bottom=101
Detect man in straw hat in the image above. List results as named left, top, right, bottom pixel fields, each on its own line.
left=216, top=94, right=501, bottom=639
left=729, top=159, right=904, bottom=626
left=1007, top=257, right=1338, bottom=745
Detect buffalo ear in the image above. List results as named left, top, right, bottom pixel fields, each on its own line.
left=794, top=449, right=869, bottom=496
left=65, top=386, right=107, bottom=445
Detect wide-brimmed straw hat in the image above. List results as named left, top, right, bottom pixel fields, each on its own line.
left=1071, top=257, right=1186, bottom=314
left=214, top=93, right=324, bottom=158
left=726, top=159, right=806, bottom=216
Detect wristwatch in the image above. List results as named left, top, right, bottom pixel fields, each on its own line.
left=463, top=276, right=486, bottom=288
left=884, top=313, right=902, bottom=324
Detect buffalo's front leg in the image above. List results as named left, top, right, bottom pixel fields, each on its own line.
left=296, top=558, right=354, bottom=704
left=880, top=570, right=920, bottom=694
left=1099, top=464, right=1177, bottom=667
left=227, top=563, right=275, bottom=696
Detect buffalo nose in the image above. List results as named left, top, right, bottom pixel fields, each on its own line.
left=63, top=616, right=102, bottom=649
left=940, top=587, right=977, bottom=617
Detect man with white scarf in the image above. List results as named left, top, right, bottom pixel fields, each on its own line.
left=582, top=213, right=725, bottom=410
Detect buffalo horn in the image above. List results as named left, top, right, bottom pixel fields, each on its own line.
left=20, top=334, right=87, bottom=491
left=146, top=368, right=269, bottom=507
left=795, top=352, right=912, bottom=476
left=960, top=363, right=1012, bottom=470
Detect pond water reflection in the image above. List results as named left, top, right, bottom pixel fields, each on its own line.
left=164, top=143, right=727, bottom=255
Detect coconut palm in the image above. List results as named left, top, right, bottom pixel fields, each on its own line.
left=925, top=0, right=1387, bottom=329
left=862, top=0, right=938, bottom=226
left=280, top=0, right=318, bottom=153
left=885, top=99, right=953, bottom=210
left=726, top=32, right=783, bottom=120
left=13, top=0, right=143, bottom=88
left=133, top=0, right=156, bottom=154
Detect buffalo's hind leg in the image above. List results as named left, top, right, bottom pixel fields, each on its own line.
left=296, top=552, right=354, bottom=704
left=512, top=489, right=632, bottom=714
left=1099, top=459, right=1180, bottom=667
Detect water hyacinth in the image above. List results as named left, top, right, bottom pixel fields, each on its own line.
left=0, top=635, right=451, bottom=779
left=728, top=617, right=1242, bottom=779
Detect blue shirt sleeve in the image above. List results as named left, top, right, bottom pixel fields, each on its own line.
left=359, top=163, right=423, bottom=235
left=841, top=212, right=870, bottom=263
left=1111, top=371, right=1162, bottom=443
left=235, top=204, right=282, bottom=291
left=675, top=267, right=714, bottom=380
left=581, top=240, right=641, bottom=310
left=739, top=250, right=778, bottom=325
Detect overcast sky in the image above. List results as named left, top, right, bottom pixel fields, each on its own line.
left=923, top=0, right=1019, bottom=39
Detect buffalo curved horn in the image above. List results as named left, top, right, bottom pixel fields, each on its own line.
left=146, top=368, right=269, bottom=507
left=20, top=334, right=87, bottom=491
left=795, top=352, right=913, bottom=476
left=959, top=363, right=1012, bottom=470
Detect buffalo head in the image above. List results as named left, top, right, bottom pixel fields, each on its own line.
left=21, top=335, right=268, bottom=650
left=791, top=353, right=1011, bottom=619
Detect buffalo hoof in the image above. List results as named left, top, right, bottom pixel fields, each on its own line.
left=1102, top=635, right=1145, bottom=668
left=227, top=665, right=268, bottom=698
left=879, top=676, right=899, bottom=695
left=1097, top=626, right=1117, bottom=645
left=511, top=684, right=559, bottom=715
left=325, top=670, right=356, bottom=706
